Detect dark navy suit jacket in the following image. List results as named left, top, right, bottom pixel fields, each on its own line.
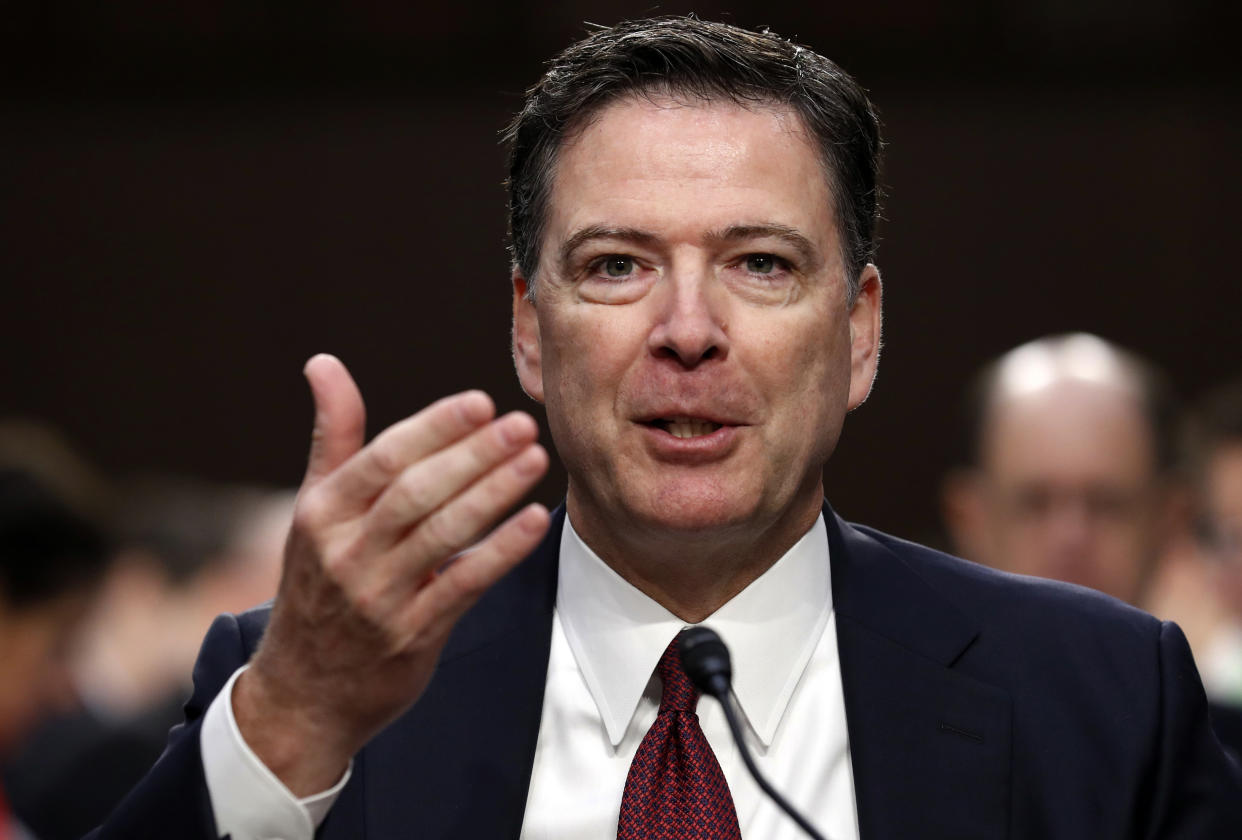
left=93, top=504, right=1242, bottom=838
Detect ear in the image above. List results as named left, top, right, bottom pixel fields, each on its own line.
left=941, top=468, right=989, bottom=563
left=512, top=267, right=545, bottom=403
left=846, top=264, right=883, bottom=410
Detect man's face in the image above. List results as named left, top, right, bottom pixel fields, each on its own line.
left=951, top=380, right=1165, bottom=603
left=513, top=95, right=880, bottom=549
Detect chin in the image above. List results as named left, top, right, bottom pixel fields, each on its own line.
left=628, top=479, right=765, bottom=537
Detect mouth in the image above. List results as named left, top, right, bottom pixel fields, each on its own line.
left=645, top=416, right=726, bottom=439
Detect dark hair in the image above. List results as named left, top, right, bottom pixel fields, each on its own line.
left=0, top=469, right=109, bottom=609
left=1182, top=379, right=1242, bottom=483
left=504, top=16, right=883, bottom=300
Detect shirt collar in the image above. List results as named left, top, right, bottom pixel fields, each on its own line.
left=557, top=513, right=833, bottom=747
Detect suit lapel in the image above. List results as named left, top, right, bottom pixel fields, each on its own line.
left=827, top=509, right=1012, bottom=840
left=330, top=504, right=1012, bottom=839
left=349, top=507, right=564, bottom=840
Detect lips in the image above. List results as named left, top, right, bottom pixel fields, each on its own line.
left=637, top=416, right=740, bottom=463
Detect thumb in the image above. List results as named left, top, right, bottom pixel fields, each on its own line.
left=302, top=354, right=366, bottom=486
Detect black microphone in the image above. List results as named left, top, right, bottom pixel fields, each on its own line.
left=678, top=626, right=828, bottom=840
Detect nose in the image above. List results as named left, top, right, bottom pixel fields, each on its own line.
left=1043, top=496, right=1096, bottom=565
left=647, top=266, right=729, bottom=368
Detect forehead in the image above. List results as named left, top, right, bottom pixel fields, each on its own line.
left=984, top=380, right=1157, bottom=483
left=542, top=95, right=838, bottom=253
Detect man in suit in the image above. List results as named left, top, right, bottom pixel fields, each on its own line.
left=938, top=336, right=1242, bottom=762
left=96, top=16, right=1242, bottom=839
left=940, top=333, right=1179, bottom=606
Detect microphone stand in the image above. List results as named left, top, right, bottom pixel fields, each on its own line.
left=678, top=627, right=829, bottom=840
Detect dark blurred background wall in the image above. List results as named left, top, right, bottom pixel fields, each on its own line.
left=2, top=1, right=1239, bottom=545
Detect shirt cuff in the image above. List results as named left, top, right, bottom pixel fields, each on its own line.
left=201, top=664, right=352, bottom=839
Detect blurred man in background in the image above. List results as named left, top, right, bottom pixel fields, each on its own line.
left=0, top=469, right=110, bottom=840
left=70, top=478, right=290, bottom=721
left=3, top=477, right=289, bottom=840
left=1176, top=380, right=1242, bottom=748
left=940, top=338, right=1242, bottom=758
left=941, top=332, right=1180, bottom=605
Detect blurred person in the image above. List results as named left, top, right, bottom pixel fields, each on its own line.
left=1141, top=380, right=1242, bottom=760
left=1183, top=382, right=1242, bottom=710
left=0, top=469, right=110, bottom=839
left=70, top=478, right=290, bottom=720
left=941, top=333, right=1180, bottom=605
left=2, top=479, right=289, bottom=840
left=937, top=338, right=1242, bottom=759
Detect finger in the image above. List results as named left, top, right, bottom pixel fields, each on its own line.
left=303, top=354, right=366, bottom=487
left=341, top=442, right=546, bottom=625
left=389, top=441, right=548, bottom=564
left=326, top=390, right=496, bottom=505
left=395, top=503, right=551, bottom=649
left=362, top=411, right=540, bottom=548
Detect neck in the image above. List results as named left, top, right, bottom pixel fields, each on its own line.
left=567, top=490, right=822, bottom=623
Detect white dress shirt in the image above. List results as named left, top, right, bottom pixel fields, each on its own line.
left=201, top=513, right=858, bottom=839
left=1200, top=620, right=1242, bottom=706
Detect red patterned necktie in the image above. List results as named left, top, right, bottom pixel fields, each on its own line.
left=617, top=637, right=743, bottom=839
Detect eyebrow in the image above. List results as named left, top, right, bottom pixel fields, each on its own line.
left=704, top=224, right=821, bottom=268
left=556, top=222, right=822, bottom=269
left=558, top=226, right=660, bottom=266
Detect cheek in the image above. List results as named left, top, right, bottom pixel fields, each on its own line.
left=782, top=313, right=851, bottom=406
left=1114, top=519, right=1158, bottom=558
left=745, top=312, right=851, bottom=450
left=539, top=307, right=646, bottom=430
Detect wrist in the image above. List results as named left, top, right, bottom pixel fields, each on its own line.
left=233, top=664, right=359, bottom=797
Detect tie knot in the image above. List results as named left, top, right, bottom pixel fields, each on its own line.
left=655, top=636, right=699, bottom=713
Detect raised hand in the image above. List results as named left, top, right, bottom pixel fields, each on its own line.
left=233, top=354, right=550, bottom=795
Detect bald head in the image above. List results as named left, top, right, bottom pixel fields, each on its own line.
left=944, top=334, right=1176, bottom=604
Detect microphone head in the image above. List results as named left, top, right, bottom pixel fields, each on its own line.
left=677, top=626, right=732, bottom=698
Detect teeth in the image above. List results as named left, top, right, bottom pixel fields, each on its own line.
left=662, top=417, right=723, bottom=439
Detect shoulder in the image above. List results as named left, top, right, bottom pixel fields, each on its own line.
left=849, top=521, right=1160, bottom=642
left=836, top=518, right=1175, bottom=709
left=844, top=522, right=1242, bottom=827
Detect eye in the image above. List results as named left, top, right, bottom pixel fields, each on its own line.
left=578, top=254, right=650, bottom=304
left=600, top=256, right=635, bottom=278
left=745, top=254, right=777, bottom=274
